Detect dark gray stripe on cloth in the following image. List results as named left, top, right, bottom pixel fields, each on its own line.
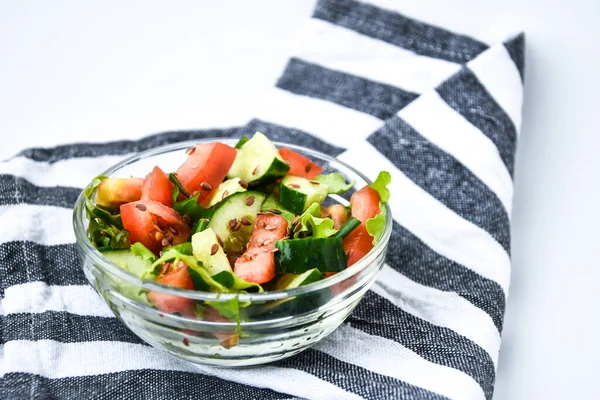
left=0, top=242, right=86, bottom=296
left=436, top=67, right=517, bottom=176
left=276, top=348, right=448, bottom=400
left=388, top=220, right=505, bottom=331
left=3, top=312, right=146, bottom=345
left=368, top=117, right=511, bottom=252
left=0, top=372, right=292, bottom=400
left=351, top=291, right=495, bottom=399
left=0, top=175, right=80, bottom=208
left=503, top=33, right=525, bottom=82
left=15, top=128, right=244, bottom=163
left=277, top=58, right=418, bottom=120
left=314, top=0, right=488, bottom=63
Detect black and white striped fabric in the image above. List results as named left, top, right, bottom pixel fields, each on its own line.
left=0, top=0, right=524, bottom=399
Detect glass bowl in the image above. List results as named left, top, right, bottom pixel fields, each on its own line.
left=73, top=138, right=392, bottom=367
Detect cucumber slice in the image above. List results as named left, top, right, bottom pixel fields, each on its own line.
left=250, top=268, right=329, bottom=319
left=261, top=192, right=296, bottom=225
left=207, top=178, right=248, bottom=207
left=227, top=131, right=290, bottom=185
left=274, top=237, right=347, bottom=274
left=279, top=176, right=329, bottom=215
left=101, top=249, right=157, bottom=280
left=207, top=191, right=266, bottom=253
left=191, top=228, right=232, bottom=275
left=274, top=268, right=324, bottom=291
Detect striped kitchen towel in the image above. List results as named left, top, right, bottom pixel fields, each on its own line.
left=0, top=0, right=524, bottom=399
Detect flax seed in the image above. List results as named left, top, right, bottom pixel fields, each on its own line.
left=231, top=221, right=241, bottom=232
left=182, top=338, right=190, bottom=346
left=305, top=163, right=313, bottom=173
left=135, top=204, right=147, bottom=211
left=216, top=234, right=224, bottom=247
left=245, top=196, right=255, bottom=206
left=240, top=217, right=251, bottom=226
left=228, top=218, right=237, bottom=229
left=289, top=183, right=301, bottom=189
left=200, top=182, right=212, bottom=191
left=239, top=180, right=248, bottom=189
left=268, top=208, right=282, bottom=214
left=309, top=180, right=320, bottom=185
left=222, top=190, right=229, bottom=200
left=210, top=243, right=219, bottom=255
left=185, top=146, right=196, bottom=155
left=252, top=166, right=259, bottom=175
left=293, top=223, right=303, bottom=233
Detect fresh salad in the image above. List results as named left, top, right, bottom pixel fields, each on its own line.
left=85, top=132, right=390, bottom=346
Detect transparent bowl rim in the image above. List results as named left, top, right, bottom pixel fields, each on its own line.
left=73, top=138, right=393, bottom=302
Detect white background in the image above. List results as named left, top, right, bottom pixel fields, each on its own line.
left=1, top=1, right=599, bottom=399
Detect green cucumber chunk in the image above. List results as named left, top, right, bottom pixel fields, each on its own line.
left=234, top=136, right=249, bottom=149
left=191, top=228, right=232, bottom=275
left=261, top=192, right=296, bottom=225
left=227, top=131, right=290, bottom=185
left=207, top=191, right=266, bottom=253
left=274, top=237, right=347, bottom=274
left=279, top=176, right=329, bottom=215
left=207, top=178, right=248, bottom=207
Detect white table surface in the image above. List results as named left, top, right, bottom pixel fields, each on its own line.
left=2, top=1, right=599, bottom=399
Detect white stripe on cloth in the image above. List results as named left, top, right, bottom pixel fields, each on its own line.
left=373, top=265, right=501, bottom=366
left=338, top=141, right=511, bottom=295
left=1, top=340, right=361, bottom=400
left=293, top=18, right=460, bottom=94
left=0, top=204, right=75, bottom=246
left=398, top=90, right=514, bottom=215
left=2, top=282, right=113, bottom=318
left=0, top=155, right=127, bottom=188
left=254, top=87, right=382, bottom=148
left=467, top=44, right=524, bottom=132
left=315, top=324, right=486, bottom=400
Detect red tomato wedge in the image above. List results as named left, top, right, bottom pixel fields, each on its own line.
left=343, top=186, right=381, bottom=266
left=279, top=148, right=322, bottom=179
left=322, top=204, right=349, bottom=229
left=120, top=200, right=191, bottom=254
left=141, top=166, right=174, bottom=207
left=178, top=303, right=239, bottom=348
left=148, top=262, right=195, bottom=313
left=175, top=142, right=237, bottom=206
left=234, top=213, right=288, bottom=284
left=95, top=178, right=143, bottom=208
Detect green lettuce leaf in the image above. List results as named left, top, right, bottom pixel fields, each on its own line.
left=365, top=210, right=386, bottom=245
left=131, top=242, right=157, bottom=263
left=314, top=173, right=356, bottom=194
left=293, top=202, right=337, bottom=239
left=205, top=295, right=249, bottom=335
left=370, top=171, right=391, bottom=203
left=212, top=271, right=264, bottom=292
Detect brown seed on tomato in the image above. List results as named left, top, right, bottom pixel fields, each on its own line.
left=135, top=204, right=147, bottom=211
left=228, top=218, right=237, bottom=229
left=245, top=196, right=255, bottom=206
left=200, top=182, right=213, bottom=191
left=240, top=217, right=251, bottom=226
left=216, top=234, right=224, bottom=247
left=185, top=146, right=195, bottom=155
left=210, top=243, right=219, bottom=255
left=267, top=208, right=282, bottom=214
left=305, top=163, right=313, bottom=173
left=239, top=180, right=248, bottom=189
left=289, top=183, right=301, bottom=189
left=252, top=166, right=259, bottom=175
